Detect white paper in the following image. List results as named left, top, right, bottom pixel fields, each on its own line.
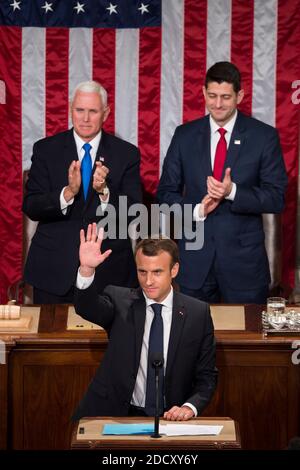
left=159, top=424, right=223, bottom=436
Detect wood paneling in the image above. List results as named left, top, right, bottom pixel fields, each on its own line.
left=1, top=305, right=300, bottom=450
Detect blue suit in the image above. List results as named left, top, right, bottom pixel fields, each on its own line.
left=157, top=111, right=287, bottom=302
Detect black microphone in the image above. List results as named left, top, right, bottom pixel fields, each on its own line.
left=151, top=353, right=164, bottom=369
left=150, top=352, right=164, bottom=439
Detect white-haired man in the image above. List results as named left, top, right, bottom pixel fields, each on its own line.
left=23, top=81, right=142, bottom=303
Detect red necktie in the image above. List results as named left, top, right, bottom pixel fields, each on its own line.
left=213, top=128, right=227, bottom=181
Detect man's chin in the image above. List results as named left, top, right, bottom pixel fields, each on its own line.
left=144, top=288, right=158, bottom=299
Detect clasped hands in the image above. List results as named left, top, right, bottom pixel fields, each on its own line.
left=201, top=167, right=233, bottom=216
left=64, top=160, right=109, bottom=202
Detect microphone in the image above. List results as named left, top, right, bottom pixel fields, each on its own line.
left=150, top=352, right=164, bottom=439
left=151, top=353, right=164, bottom=369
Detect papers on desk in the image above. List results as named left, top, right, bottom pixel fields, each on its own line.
left=160, top=424, right=223, bottom=436
left=102, top=423, right=223, bottom=436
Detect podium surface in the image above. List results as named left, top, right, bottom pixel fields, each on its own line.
left=71, top=417, right=241, bottom=450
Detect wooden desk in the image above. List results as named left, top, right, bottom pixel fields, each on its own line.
left=71, top=417, right=241, bottom=450
left=1, top=304, right=299, bottom=450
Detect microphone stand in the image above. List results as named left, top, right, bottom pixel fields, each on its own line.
left=151, top=356, right=163, bottom=439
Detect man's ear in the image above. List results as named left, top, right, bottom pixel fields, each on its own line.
left=237, top=89, right=244, bottom=105
left=103, top=106, right=111, bottom=122
left=171, top=262, right=179, bottom=279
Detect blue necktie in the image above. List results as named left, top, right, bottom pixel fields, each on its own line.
left=81, top=143, right=92, bottom=200
left=145, top=303, right=164, bottom=416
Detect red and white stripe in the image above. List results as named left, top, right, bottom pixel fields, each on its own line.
left=0, top=0, right=299, bottom=302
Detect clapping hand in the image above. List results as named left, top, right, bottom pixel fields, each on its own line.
left=207, top=167, right=232, bottom=199
left=201, top=194, right=219, bottom=216
left=63, top=160, right=81, bottom=202
left=79, top=223, right=112, bottom=277
left=93, top=162, right=109, bottom=194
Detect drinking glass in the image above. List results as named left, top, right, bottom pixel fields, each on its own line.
left=267, top=297, right=286, bottom=315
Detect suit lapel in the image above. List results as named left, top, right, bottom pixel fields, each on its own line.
left=64, top=129, right=79, bottom=164
left=63, top=131, right=86, bottom=209
left=197, top=116, right=212, bottom=177
left=165, top=292, right=187, bottom=379
left=223, top=111, right=247, bottom=175
left=132, top=291, right=147, bottom=374
left=83, top=131, right=109, bottom=210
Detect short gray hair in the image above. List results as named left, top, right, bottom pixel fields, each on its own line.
left=72, top=80, right=108, bottom=107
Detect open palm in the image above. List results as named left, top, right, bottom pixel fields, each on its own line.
left=79, top=223, right=111, bottom=269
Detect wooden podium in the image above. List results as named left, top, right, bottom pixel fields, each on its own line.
left=71, top=417, right=241, bottom=450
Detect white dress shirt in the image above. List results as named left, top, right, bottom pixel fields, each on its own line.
left=60, top=130, right=109, bottom=213
left=193, top=111, right=238, bottom=221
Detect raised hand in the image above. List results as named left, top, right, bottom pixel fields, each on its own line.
left=79, top=223, right=112, bottom=277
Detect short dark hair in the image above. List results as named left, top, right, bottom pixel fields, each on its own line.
left=135, top=237, right=179, bottom=268
left=205, top=61, right=241, bottom=93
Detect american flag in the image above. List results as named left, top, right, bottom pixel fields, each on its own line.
left=0, top=0, right=299, bottom=302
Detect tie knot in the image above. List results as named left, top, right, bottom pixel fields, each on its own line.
left=218, top=128, right=227, bottom=138
left=151, top=303, right=163, bottom=316
left=82, top=142, right=92, bottom=153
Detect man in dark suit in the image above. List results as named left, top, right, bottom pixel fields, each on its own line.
left=23, top=81, right=142, bottom=304
left=157, top=62, right=287, bottom=304
left=73, top=224, right=217, bottom=420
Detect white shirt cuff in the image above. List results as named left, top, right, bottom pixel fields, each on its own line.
left=76, top=268, right=95, bottom=289
left=60, top=187, right=74, bottom=214
left=183, top=402, right=197, bottom=417
left=225, top=182, right=236, bottom=201
left=98, top=188, right=110, bottom=211
left=193, top=203, right=206, bottom=222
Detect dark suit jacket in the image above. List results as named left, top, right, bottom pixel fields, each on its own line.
left=73, top=284, right=217, bottom=419
left=157, top=111, right=288, bottom=291
left=23, top=129, right=142, bottom=295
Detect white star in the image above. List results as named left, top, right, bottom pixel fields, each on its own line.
left=138, top=3, right=149, bottom=14
left=74, top=2, right=85, bottom=14
left=10, top=0, right=21, bottom=11
left=106, top=3, right=117, bottom=15
left=41, top=2, right=53, bottom=13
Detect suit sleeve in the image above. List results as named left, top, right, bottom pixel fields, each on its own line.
left=22, top=141, right=67, bottom=222
left=74, top=282, right=116, bottom=331
left=231, top=129, right=288, bottom=214
left=186, top=305, right=218, bottom=415
left=106, top=147, right=142, bottom=208
left=156, top=128, right=186, bottom=206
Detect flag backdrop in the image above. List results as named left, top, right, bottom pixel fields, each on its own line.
left=0, top=0, right=299, bottom=303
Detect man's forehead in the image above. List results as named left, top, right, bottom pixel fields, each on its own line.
left=206, top=81, right=235, bottom=92
left=72, top=91, right=102, bottom=105
left=136, top=250, right=172, bottom=265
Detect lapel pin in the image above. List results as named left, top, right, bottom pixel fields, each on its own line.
left=234, top=140, right=241, bottom=145
left=179, top=311, right=184, bottom=316
left=99, top=156, right=105, bottom=162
